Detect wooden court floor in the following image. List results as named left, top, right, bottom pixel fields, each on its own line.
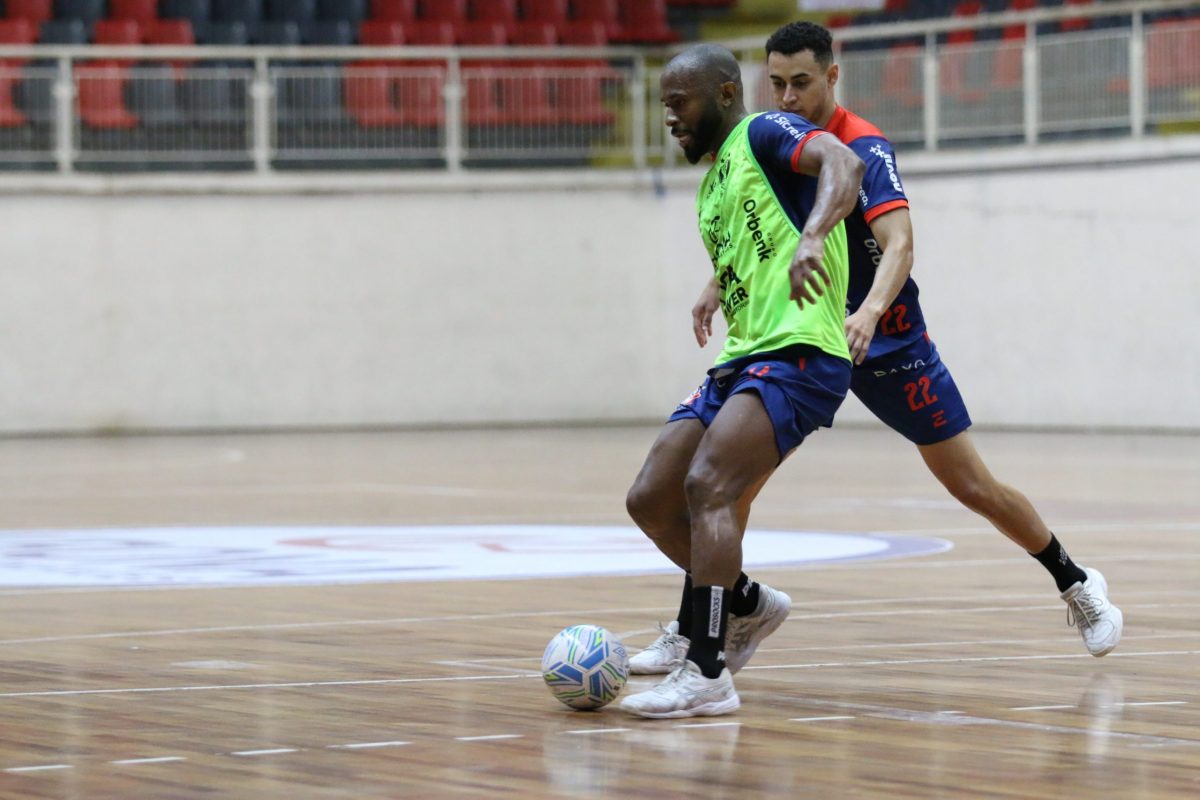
left=0, top=425, right=1196, bottom=799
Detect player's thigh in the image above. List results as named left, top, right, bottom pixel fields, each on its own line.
left=686, top=391, right=780, bottom=504
left=628, top=418, right=706, bottom=506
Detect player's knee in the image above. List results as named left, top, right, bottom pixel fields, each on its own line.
left=943, top=474, right=997, bottom=514
left=683, top=461, right=738, bottom=511
left=626, top=477, right=669, bottom=532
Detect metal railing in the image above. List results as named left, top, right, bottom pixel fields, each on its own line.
left=0, top=0, right=1195, bottom=173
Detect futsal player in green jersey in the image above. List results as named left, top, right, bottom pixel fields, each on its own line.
left=618, top=44, right=864, bottom=719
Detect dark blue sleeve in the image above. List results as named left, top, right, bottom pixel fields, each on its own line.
left=747, top=112, right=826, bottom=176
left=847, top=135, right=909, bottom=222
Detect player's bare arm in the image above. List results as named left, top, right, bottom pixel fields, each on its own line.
left=692, top=276, right=720, bottom=347
left=845, top=207, right=914, bottom=364
left=788, top=133, right=864, bottom=308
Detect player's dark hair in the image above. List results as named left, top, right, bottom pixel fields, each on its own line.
left=765, top=21, right=834, bottom=68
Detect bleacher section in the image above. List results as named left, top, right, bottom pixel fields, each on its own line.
left=0, top=0, right=739, bottom=46
left=0, top=0, right=1195, bottom=171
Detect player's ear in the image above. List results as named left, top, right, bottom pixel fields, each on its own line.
left=827, top=63, right=840, bottom=91
left=718, top=80, right=737, bottom=108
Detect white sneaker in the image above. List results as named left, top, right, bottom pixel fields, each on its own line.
left=629, top=621, right=690, bottom=675
left=725, top=583, right=791, bottom=673
left=1062, top=566, right=1123, bottom=657
left=619, top=660, right=740, bottom=719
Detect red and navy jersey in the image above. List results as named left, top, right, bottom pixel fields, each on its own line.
left=824, top=106, right=926, bottom=359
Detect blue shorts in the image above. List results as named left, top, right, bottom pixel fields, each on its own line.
left=851, top=334, right=972, bottom=446
left=668, top=343, right=852, bottom=461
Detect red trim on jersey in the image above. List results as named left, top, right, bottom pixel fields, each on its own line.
left=863, top=198, right=909, bottom=224
left=789, top=129, right=830, bottom=173
left=824, top=105, right=886, bottom=146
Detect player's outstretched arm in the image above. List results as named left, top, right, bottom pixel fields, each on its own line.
left=692, top=276, right=720, bottom=348
left=788, top=134, right=864, bottom=308
left=845, top=207, right=914, bottom=364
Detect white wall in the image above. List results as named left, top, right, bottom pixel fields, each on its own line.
left=0, top=148, right=1196, bottom=435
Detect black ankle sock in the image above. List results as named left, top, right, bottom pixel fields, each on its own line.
left=730, top=572, right=760, bottom=617
left=1031, top=533, right=1088, bottom=593
left=685, top=585, right=729, bottom=678
left=676, top=573, right=693, bottom=634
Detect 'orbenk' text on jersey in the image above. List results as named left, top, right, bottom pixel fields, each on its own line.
left=824, top=105, right=926, bottom=360
left=697, top=112, right=850, bottom=365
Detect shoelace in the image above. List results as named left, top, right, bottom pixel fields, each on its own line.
left=1066, top=590, right=1102, bottom=630
left=647, top=622, right=686, bottom=655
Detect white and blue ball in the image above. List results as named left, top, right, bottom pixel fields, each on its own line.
left=541, top=625, right=629, bottom=710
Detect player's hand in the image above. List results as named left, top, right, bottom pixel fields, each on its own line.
left=844, top=307, right=880, bottom=365
left=789, top=235, right=831, bottom=309
left=691, top=280, right=720, bottom=348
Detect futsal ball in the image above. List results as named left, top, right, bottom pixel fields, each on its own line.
left=541, top=625, right=629, bottom=710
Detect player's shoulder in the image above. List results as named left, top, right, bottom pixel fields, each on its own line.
left=748, top=111, right=822, bottom=142
left=829, top=106, right=891, bottom=148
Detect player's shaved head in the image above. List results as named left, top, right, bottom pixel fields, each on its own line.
left=661, top=45, right=747, bottom=164
left=663, top=44, right=743, bottom=98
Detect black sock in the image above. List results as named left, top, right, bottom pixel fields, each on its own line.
left=685, top=585, right=729, bottom=678
left=675, top=573, right=693, bottom=634
left=1031, top=533, right=1088, bottom=593
left=730, top=572, right=760, bottom=617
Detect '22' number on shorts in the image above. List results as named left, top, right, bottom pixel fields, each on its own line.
left=904, top=376, right=939, bottom=412
left=879, top=304, right=912, bottom=336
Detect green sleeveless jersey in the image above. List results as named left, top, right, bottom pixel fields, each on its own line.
left=697, top=112, right=850, bottom=364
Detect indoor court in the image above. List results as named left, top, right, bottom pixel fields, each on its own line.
left=0, top=425, right=1195, bottom=798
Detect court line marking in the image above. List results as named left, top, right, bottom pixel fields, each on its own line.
left=0, top=522, right=1194, bottom=599
left=1119, top=701, right=1189, bottom=707
left=790, top=699, right=1200, bottom=748
left=564, top=728, right=633, bottom=735
left=4, top=596, right=1198, bottom=648
left=1011, top=704, right=1075, bottom=711
left=454, top=734, right=524, bottom=742
left=231, top=748, right=298, bottom=756
left=751, top=649, right=1200, bottom=672
left=329, top=741, right=411, bottom=749
left=673, top=721, right=742, bottom=729
left=788, top=716, right=855, bottom=722
left=2, top=650, right=1196, bottom=700
left=110, top=756, right=187, bottom=765
left=4, top=764, right=72, bottom=773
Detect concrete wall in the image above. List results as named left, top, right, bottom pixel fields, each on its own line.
left=1, top=148, right=1195, bottom=434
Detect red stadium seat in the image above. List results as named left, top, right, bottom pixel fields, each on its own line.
left=1060, top=0, right=1093, bottom=33
left=147, top=19, right=195, bottom=44
left=521, top=0, right=567, bottom=26
left=394, top=66, right=445, bottom=126
left=883, top=43, right=922, bottom=108
left=617, top=0, right=678, bottom=44
left=559, top=20, right=607, bottom=46
left=0, top=18, right=37, bottom=67
left=469, top=0, right=516, bottom=27
left=95, top=19, right=143, bottom=45
left=497, top=68, right=555, bottom=125
left=554, top=68, right=614, bottom=125
left=76, top=65, right=139, bottom=129
left=947, top=0, right=981, bottom=44
left=6, top=0, right=53, bottom=26
left=457, top=20, right=506, bottom=45
left=359, top=19, right=406, bottom=45
left=510, top=21, right=556, bottom=46
left=343, top=67, right=410, bottom=126
left=111, top=0, right=160, bottom=24
left=371, top=0, right=417, bottom=22
left=572, top=0, right=620, bottom=42
left=407, top=20, right=455, bottom=45
left=422, top=0, right=467, bottom=25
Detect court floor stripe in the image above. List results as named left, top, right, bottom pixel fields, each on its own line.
left=0, top=651, right=1195, bottom=700
left=3, top=596, right=1198, bottom=647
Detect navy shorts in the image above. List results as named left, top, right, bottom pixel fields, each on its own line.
left=668, top=343, right=852, bottom=461
left=851, top=334, right=972, bottom=446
